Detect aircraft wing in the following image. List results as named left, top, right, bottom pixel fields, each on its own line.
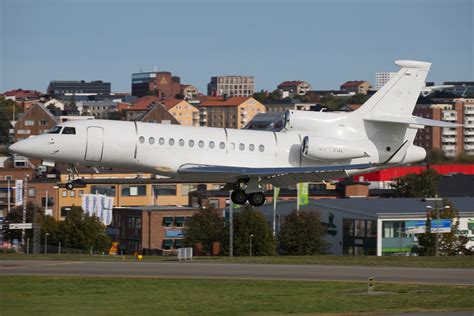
left=177, top=162, right=372, bottom=186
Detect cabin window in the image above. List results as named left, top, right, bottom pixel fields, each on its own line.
left=249, top=144, right=255, bottom=151
left=179, top=139, right=185, bottom=147
left=239, top=143, right=245, bottom=151
left=169, top=138, right=175, bottom=146
left=259, top=145, right=265, bottom=152
left=189, top=140, right=195, bottom=147
left=48, top=126, right=62, bottom=134
left=139, top=136, right=145, bottom=144
left=219, top=142, right=225, bottom=149
left=159, top=137, right=165, bottom=145
left=149, top=137, right=155, bottom=144
left=62, top=127, right=76, bottom=135
left=209, top=141, right=215, bottom=149
left=198, top=140, right=204, bottom=148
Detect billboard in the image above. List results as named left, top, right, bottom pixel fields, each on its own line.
left=405, top=220, right=426, bottom=234
left=431, top=219, right=452, bottom=233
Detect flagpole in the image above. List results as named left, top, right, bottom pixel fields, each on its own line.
left=229, top=191, right=234, bottom=257
left=272, top=186, right=279, bottom=237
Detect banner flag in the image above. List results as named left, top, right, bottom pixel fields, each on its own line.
left=15, top=180, right=23, bottom=206
left=298, top=183, right=309, bottom=206
left=82, top=194, right=114, bottom=225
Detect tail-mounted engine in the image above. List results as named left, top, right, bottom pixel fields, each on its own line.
left=301, top=136, right=368, bottom=161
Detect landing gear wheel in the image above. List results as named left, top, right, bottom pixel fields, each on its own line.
left=231, top=190, right=247, bottom=205
left=248, top=192, right=266, bottom=207
left=65, top=182, right=74, bottom=190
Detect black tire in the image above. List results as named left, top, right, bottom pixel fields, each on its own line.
left=231, top=190, right=247, bottom=205
left=65, top=182, right=74, bottom=190
left=248, top=192, right=266, bottom=207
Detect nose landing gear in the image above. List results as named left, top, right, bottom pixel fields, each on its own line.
left=65, top=164, right=85, bottom=190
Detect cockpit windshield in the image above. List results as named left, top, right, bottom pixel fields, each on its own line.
left=48, top=126, right=62, bottom=134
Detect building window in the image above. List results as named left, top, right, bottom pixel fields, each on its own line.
left=28, top=188, right=35, bottom=197
left=163, top=239, right=173, bottom=250
left=25, top=120, right=34, bottom=126
left=128, top=216, right=142, bottom=229
left=153, top=185, right=177, bottom=196
left=17, top=130, right=31, bottom=135
left=209, top=199, right=220, bottom=209
left=70, top=190, right=76, bottom=197
left=121, top=185, right=146, bottom=197
left=61, top=207, right=72, bottom=217
left=163, top=217, right=173, bottom=228
left=78, top=190, right=84, bottom=197
left=39, top=120, right=48, bottom=126
left=91, top=185, right=116, bottom=197
left=62, top=190, right=67, bottom=197
left=181, top=184, right=197, bottom=196
left=175, top=216, right=186, bottom=228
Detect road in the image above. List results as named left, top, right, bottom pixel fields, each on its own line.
left=1, top=260, right=473, bottom=285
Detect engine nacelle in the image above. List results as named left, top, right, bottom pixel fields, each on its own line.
left=301, top=136, right=368, bottom=161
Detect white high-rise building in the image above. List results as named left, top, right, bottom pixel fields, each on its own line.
left=375, top=72, right=396, bottom=90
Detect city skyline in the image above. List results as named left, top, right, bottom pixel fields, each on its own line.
left=1, top=0, right=473, bottom=93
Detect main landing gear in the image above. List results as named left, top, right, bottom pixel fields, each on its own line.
left=231, top=190, right=266, bottom=207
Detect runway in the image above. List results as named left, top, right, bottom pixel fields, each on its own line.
left=0, top=260, right=472, bottom=285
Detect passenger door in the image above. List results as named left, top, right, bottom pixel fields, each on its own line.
left=85, top=126, right=104, bottom=162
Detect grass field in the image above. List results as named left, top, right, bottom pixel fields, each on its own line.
left=0, top=276, right=473, bottom=315
left=1, top=253, right=473, bottom=269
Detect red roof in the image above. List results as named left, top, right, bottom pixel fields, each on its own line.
left=161, top=98, right=183, bottom=110
left=129, top=96, right=162, bottom=111
left=356, top=164, right=474, bottom=182
left=3, top=89, right=42, bottom=99
left=198, top=96, right=251, bottom=107
left=278, top=81, right=305, bottom=88
left=341, top=81, right=366, bottom=88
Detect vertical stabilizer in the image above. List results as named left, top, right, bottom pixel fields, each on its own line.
left=356, top=60, right=431, bottom=117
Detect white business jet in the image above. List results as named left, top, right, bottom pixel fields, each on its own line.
left=9, top=60, right=459, bottom=206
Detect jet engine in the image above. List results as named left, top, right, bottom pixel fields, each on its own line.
left=301, top=136, right=368, bottom=161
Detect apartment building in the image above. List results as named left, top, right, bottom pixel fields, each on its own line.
left=207, top=76, right=255, bottom=97
left=277, top=81, right=312, bottom=98
left=340, top=81, right=371, bottom=95
left=13, top=103, right=58, bottom=140
left=161, top=98, right=199, bottom=126
left=197, top=96, right=266, bottom=128
left=47, top=80, right=111, bottom=97
left=414, top=98, right=474, bottom=157
left=123, top=96, right=178, bottom=123
left=180, top=85, right=200, bottom=99
left=375, top=72, right=396, bottom=90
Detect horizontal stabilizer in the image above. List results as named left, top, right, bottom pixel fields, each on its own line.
left=364, top=115, right=462, bottom=128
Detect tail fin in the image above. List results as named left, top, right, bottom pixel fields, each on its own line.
left=356, top=60, right=431, bottom=117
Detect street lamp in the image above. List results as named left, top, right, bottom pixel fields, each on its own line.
left=249, top=234, right=254, bottom=257
left=44, top=233, right=50, bottom=255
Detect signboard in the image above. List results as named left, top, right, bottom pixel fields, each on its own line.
left=15, top=180, right=23, bottom=206
left=405, top=220, right=426, bottom=234
left=298, top=183, right=309, bottom=206
left=431, top=219, right=452, bottom=233
left=9, top=223, right=33, bottom=229
left=166, top=230, right=184, bottom=238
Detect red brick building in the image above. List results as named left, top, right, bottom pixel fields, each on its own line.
left=131, top=71, right=182, bottom=98
left=13, top=103, right=58, bottom=141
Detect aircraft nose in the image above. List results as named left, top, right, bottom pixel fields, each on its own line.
left=9, top=137, right=38, bottom=157
left=9, top=141, right=25, bottom=155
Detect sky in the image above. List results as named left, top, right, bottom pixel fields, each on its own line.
left=1, top=0, right=473, bottom=93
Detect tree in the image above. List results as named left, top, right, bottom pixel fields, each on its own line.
left=278, top=210, right=329, bottom=255
left=1, top=202, right=44, bottom=242
left=425, top=148, right=449, bottom=165
left=253, top=90, right=281, bottom=104
left=183, top=208, right=226, bottom=254
left=319, top=94, right=348, bottom=111
left=346, top=93, right=369, bottom=105
left=417, top=199, right=473, bottom=256
left=233, top=206, right=275, bottom=256
left=391, top=169, right=440, bottom=197
left=57, top=206, right=111, bottom=252
left=0, top=96, right=21, bottom=138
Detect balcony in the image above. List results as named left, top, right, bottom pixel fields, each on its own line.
left=442, top=129, right=457, bottom=136
left=442, top=144, right=456, bottom=151
left=464, top=137, right=474, bottom=143
left=240, top=111, right=248, bottom=116
left=465, top=120, right=474, bottom=127
left=465, top=129, right=474, bottom=136
left=442, top=112, right=457, bottom=121
left=464, top=144, right=474, bottom=151
left=464, top=108, right=474, bottom=115
left=441, top=137, right=456, bottom=143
